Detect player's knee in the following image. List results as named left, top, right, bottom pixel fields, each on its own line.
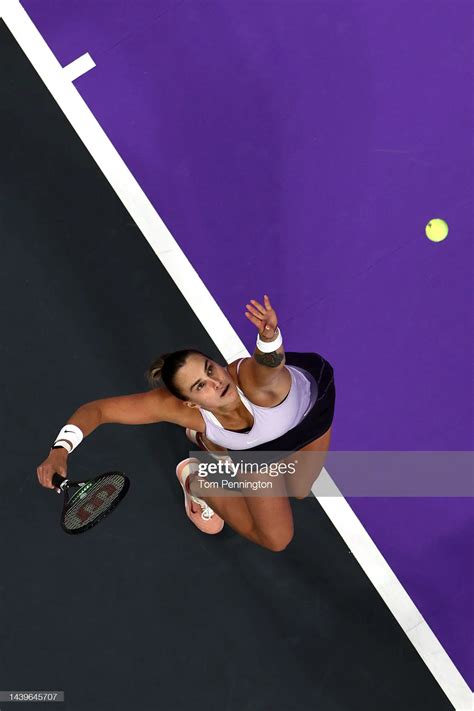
left=260, top=524, right=294, bottom=552
left=266, top=533, right=293, bottom=552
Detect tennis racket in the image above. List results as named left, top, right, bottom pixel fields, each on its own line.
left=51, top=472, right=130, bottom=534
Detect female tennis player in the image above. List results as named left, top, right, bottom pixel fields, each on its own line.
left=37, top=294, right=335, bottom=551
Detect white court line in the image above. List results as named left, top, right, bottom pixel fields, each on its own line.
left=0, top=2, right=472, bottom=709
left=63, top=52, right=96, bottom=82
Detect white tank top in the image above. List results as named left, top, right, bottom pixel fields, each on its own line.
left=198, top=359, right=318, bottom=450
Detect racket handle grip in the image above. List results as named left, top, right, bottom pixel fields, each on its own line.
left=52, top=473, right=67, bottom=488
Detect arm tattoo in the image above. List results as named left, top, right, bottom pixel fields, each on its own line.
left=254, top=351, right=285, bottom=368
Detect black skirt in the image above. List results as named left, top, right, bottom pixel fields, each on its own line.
left=226, top=351, right=336, bottom=463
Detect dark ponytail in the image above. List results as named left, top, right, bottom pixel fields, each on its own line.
left=145, top=349, right=207, bottom=400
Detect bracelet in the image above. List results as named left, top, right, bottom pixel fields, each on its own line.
left=52, top=424, right=84, bottom=454
left=256, top=326, right=283, bottom=353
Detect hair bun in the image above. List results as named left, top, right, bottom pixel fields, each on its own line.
left=145, top=353, right=171, bottom=388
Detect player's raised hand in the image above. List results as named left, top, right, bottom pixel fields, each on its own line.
left=245, top=294, right=278, bottom=339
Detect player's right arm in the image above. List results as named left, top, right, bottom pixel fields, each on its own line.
left=92, top=387, right=179, bottom=427
left=37, top=388, right=181, bottom=491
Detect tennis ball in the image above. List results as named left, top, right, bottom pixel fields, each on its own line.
left=425, top=218, right=449, bottom=243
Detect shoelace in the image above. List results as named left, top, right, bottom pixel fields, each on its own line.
left=190, top=495, right=214, bottom=520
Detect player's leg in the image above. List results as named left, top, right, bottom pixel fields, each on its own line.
left=283, top=425, right=333, bottom=499
left=193, top=482, right=294, bottom=552
left=186, top=430, right=293, bottom=549
left=185, top=434, right=294, bottom=551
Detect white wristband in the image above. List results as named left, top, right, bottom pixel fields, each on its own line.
left=52, top=440, right=72, bottom=454
left=53, top=424, right=84, bottom=453
left=256, top=326, right=283, bottom=353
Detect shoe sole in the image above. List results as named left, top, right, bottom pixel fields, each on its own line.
left=176, top=458, right=224, bottom=534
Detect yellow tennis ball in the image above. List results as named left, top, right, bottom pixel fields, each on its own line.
left=425, top=218, right=449, bottom=242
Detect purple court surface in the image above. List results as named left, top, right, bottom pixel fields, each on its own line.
left=16, top=0, right=474, bottom=690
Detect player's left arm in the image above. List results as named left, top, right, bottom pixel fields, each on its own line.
left=243, top=294, right=288, bottom=391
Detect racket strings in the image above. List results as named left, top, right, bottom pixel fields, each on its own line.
left=64, top=474, right=127, bottom=531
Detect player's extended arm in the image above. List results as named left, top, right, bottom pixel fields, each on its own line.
left=52, top=388, right=177, bottom=454
left=59, top=388, right=176, bottom=445
left=38, top=388, right=176, bottom=490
